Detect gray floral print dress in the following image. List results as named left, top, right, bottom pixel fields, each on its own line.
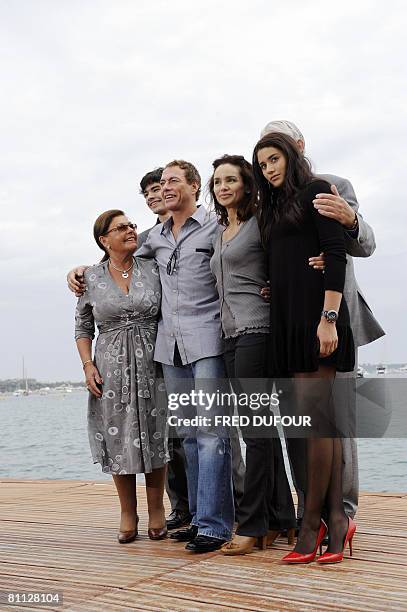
left=75, top=257, right=169, bottom=475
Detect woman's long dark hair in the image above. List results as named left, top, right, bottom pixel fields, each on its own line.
left=207, top=154, right=256, bottom=226
left=252, top=132, right=314, bottom=245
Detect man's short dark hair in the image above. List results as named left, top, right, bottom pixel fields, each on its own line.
left=139, top=167, right=164, bottom=193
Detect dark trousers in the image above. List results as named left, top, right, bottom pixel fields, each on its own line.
left=223, top=333, right=296, bottom=537
left=165, top=436, right=189, bottom=514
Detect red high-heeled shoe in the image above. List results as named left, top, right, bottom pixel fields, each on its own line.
left=317, top=517, right=356, bottom=564
left=282, top=521, right=327, bottom=564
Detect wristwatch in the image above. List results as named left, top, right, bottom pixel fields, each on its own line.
left=321, top=310, right=338, bottom=323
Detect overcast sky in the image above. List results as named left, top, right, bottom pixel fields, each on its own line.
left=1, top=0, right=406, bottom=381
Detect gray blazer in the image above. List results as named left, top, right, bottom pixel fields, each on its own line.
left=319, top=173, right=385, bottom=347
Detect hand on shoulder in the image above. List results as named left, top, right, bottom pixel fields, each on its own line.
left=313, top=183, right=356, bottom=228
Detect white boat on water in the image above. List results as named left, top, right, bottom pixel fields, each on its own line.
left=376, top=364, right=386, bottom=375
left=54, top=386, right=74, bottom=393
left=357, top=366, right=368, bottom=378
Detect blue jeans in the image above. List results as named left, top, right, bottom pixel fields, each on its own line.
left=162, top=355, right=234, bottom=540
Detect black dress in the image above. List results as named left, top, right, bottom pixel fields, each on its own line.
left=268, top=179, right=355, bottom=375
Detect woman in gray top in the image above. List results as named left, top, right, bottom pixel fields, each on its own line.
left=75, top=209, right=170, bottom=544
left=209, top=155, right=296, bottom=555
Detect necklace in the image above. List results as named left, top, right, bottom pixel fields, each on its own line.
left=109, top=258, right=135, bottom=279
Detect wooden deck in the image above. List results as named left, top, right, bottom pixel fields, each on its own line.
left=0, top=480, right=406, bottom=611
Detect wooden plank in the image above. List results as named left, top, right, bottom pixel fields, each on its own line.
left=0, top=480, right=406, bottom=612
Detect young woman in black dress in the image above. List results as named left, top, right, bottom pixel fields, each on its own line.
left=253, top=133, right=356, bottom=564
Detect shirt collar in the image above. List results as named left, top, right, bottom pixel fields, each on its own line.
left=160, top=205, right=207, bottom=235
left=190, top=205, right=208, bottom=226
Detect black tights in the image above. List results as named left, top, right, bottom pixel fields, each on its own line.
left=294, top=365, right=348, bottom=554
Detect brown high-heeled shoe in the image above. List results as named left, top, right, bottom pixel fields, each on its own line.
left=118, top=529, right=138, bottom=544
left=267, top=527, right=296, bottom=546
left=148, top=525, right=168, bottom=540
left=117, top=515, right=139, bottom=544
left=148, top=508, right=168, bottom=540
left=220, top=534, right=268, bottom=555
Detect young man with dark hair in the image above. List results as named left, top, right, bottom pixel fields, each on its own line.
left=138, top=168, right=171, bottom=248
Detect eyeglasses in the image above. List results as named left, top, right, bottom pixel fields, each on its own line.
left=166, top=248, right=179, bottom=275
left=104, top=222, right=137, bottom=235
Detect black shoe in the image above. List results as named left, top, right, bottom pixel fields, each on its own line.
left=185, top=535, right=227, bottom=553
left=166, top=509, right=192, bottom=531
left=169, top=525, right=198, bottom=542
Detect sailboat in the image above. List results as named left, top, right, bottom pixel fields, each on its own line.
left=13, top=358, right=29, bottom=396
left=23, top=357, right=29, bottom=394
left=21, top=357, right=30, bottom=395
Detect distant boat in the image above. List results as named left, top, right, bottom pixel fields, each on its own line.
left=376, top=363, right=386, bottom=375
left=22, top=356, right=30, bottom=395
left=54, top=385, right=73, bottom=393
left=13, top=357, right=30, bottom=396
left=357, top=366, right=367, bottom=378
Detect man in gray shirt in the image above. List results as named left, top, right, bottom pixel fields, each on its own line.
left=137, top=160, right=234, bottom=553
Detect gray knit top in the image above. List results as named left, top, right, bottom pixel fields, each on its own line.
left=210, top=216, right=270, bottom=339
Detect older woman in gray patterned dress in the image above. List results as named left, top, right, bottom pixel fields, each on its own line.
left=75, top=209, right=169, bottom=544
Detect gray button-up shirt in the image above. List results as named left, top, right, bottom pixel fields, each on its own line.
left=136, top=205, right=223, bottom=365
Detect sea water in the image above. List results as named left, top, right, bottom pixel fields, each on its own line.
left=0, top=392, right=406, bottom=492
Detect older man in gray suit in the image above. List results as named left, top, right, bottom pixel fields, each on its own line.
left=261, top=120, right=385, bottom=521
